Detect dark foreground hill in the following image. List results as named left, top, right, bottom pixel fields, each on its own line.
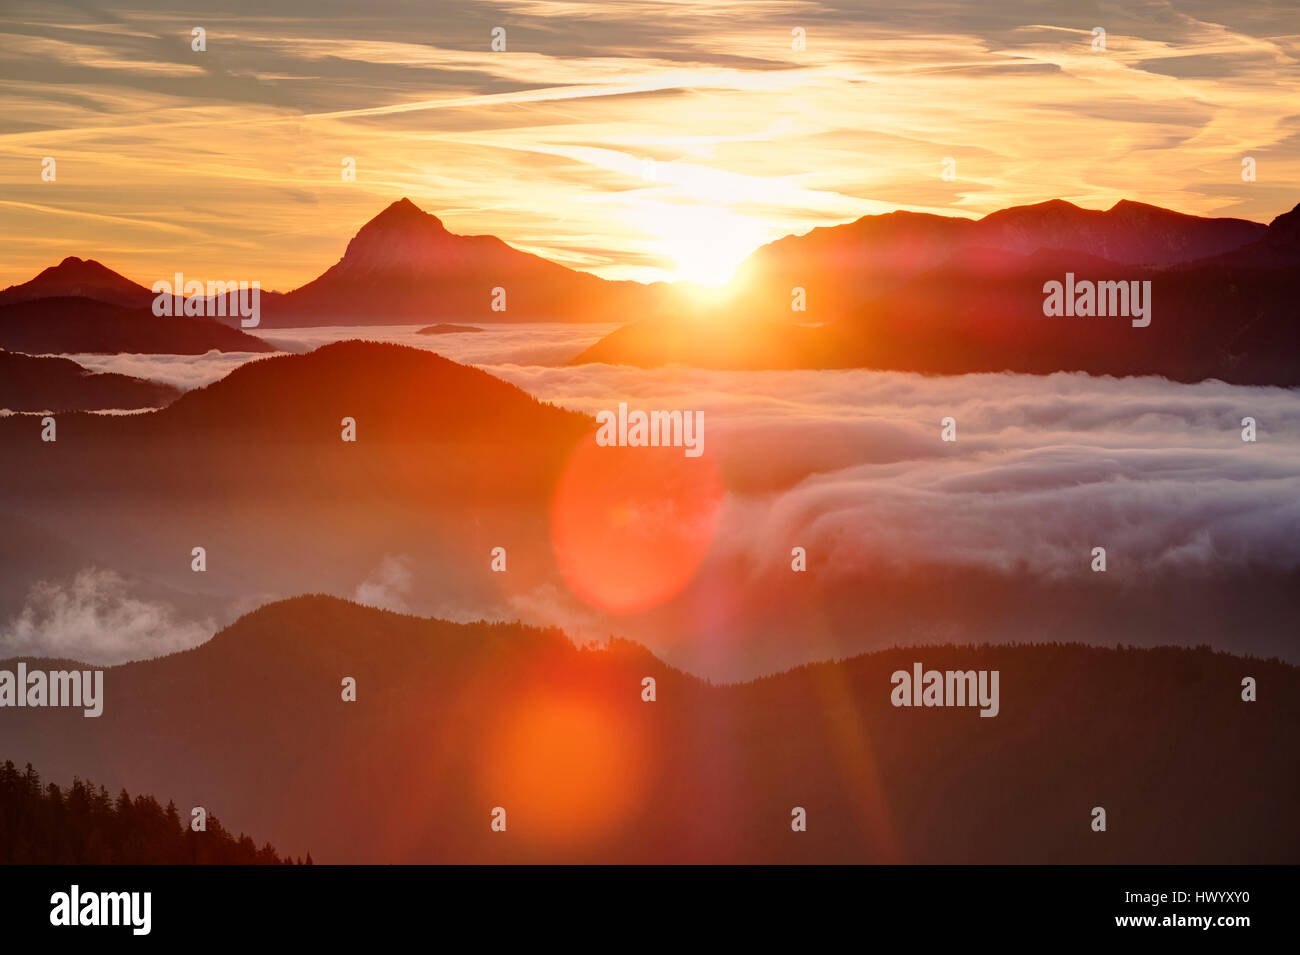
left=0, top=351, right=180, bottom=411
left=1, top=595, right=1293, bottom=864
left=0, top=760, right=299, bottom=864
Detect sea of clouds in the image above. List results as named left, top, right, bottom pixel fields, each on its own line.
left=10, top=324, right=1298, bottom=673
left=490, top=361, right=1300, bottom=577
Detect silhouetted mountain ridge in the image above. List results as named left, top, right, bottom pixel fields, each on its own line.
left=0, top=256, right=150, bottom=308
left=577, top=205, right=1300, bottom=384
left=158, top=340, right=591, bottom=440
left=262, top=198, right=676, bottom=325
left=8, top=196, right=1280, bottom=333
left=0, top=339, right=593, bottom=521
left=0, top=350, right=180, bottom=411
left=0, top=296, right=273, bottom=356
left=726, top=197, right=1272, bottom=325
left=0, top=594, right=1292, bottom=864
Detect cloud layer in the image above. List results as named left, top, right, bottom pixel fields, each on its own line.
left=11, top=325, right=1299, bottom=676
left=493, top=362, right=1300, bottom=577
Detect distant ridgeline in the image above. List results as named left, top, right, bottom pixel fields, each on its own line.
left=0, top=760, right=307, bottom=865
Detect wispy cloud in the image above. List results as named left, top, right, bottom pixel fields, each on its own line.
left=0, top=0, right=1296, bottom=288
left=0, top=568, right=214, bottom=664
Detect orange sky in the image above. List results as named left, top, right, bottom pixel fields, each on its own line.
left=1, top=0, right=1298, bottom=289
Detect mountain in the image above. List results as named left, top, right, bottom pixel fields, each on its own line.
left=0, top=339, right=591, bottom=503
left=573, top=201, right=1300, bottom=385
left=0, top=296, right=274, bottom=355
left=0, top=350, right=180, bottom=411
left=975, top=198, right=1264, bottom=265
left=1263, top=202, right=1300, bottom=252
left=153, top=338, right=590, bottom=447
left=6, top=197, right=1269, bottom=332
left=254, top=198, right=678, bottom=326
left=816, top=245, right=1300, bottom=383
left=417, top=323, right=483, bottom=334
left=0, top=594, right=1292, bottom=863
left=0, top=200, right=680, bottom=328
left=0, top=257, right=151, bottom=309
left=725, top=198, right=1268, bottom=323
left=1198, top=201, right=1300, bottom=269
left=0, top=341, right=594, bottom=628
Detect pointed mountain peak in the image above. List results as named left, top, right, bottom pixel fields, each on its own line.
left=327, top=199, right=466, bottom=275
left=367, top=197, right=445, bottom=230
left=1034, top=198, right=1082, bottom=210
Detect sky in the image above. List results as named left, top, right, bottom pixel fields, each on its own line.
left=0, top=0, right=1297, bottom=289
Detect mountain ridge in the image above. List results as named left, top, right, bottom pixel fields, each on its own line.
left=0, top=350, right=181, bottom=411
left=0, top=295, right=274, bottom=356
left=0, top=593, right=1293, bottom=864
left=574, top=204, right=1300, bottom=384
left=5, top=196, right=1286, bottom=330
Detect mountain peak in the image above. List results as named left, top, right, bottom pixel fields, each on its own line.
left=980, top=198, right=1084, bottom=223
left=323, top=198, right=458, bottom=275
left=1106, top=198, right=1210, bottom=223
left=369, top=197, right=444, bottom=229
left=50, top=255, right=116, bottom=277
left=1263, top=202, right=1300, bottom=249
left=0, top=255, right=149, bottom=308
left=1108, top=198, right=1160, bottom=215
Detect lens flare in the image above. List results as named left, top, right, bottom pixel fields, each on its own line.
left=550, top=435, right=724, bottom=614
left=481, top=691, right=648, bottom=851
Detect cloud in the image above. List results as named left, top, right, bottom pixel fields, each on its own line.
left=0, top=569, right=214, bottom=664
left=502, top=359, right=1300, bottom=677
left=8, top=325, right=1300, bottom=677
left=353, top=555, right=415, bottom=613
left=60, top=350, right=278, bottom=391
left=2, top=0, right=1297, bottom=289
left=66, top=323, right=618, bottom=390
left=490, top=362, right=1300, bottom=577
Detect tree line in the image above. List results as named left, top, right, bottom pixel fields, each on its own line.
left=0, top=760, right=309, bottom=864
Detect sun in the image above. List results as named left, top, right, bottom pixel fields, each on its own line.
left=637, top=204, right=767, bottom=287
